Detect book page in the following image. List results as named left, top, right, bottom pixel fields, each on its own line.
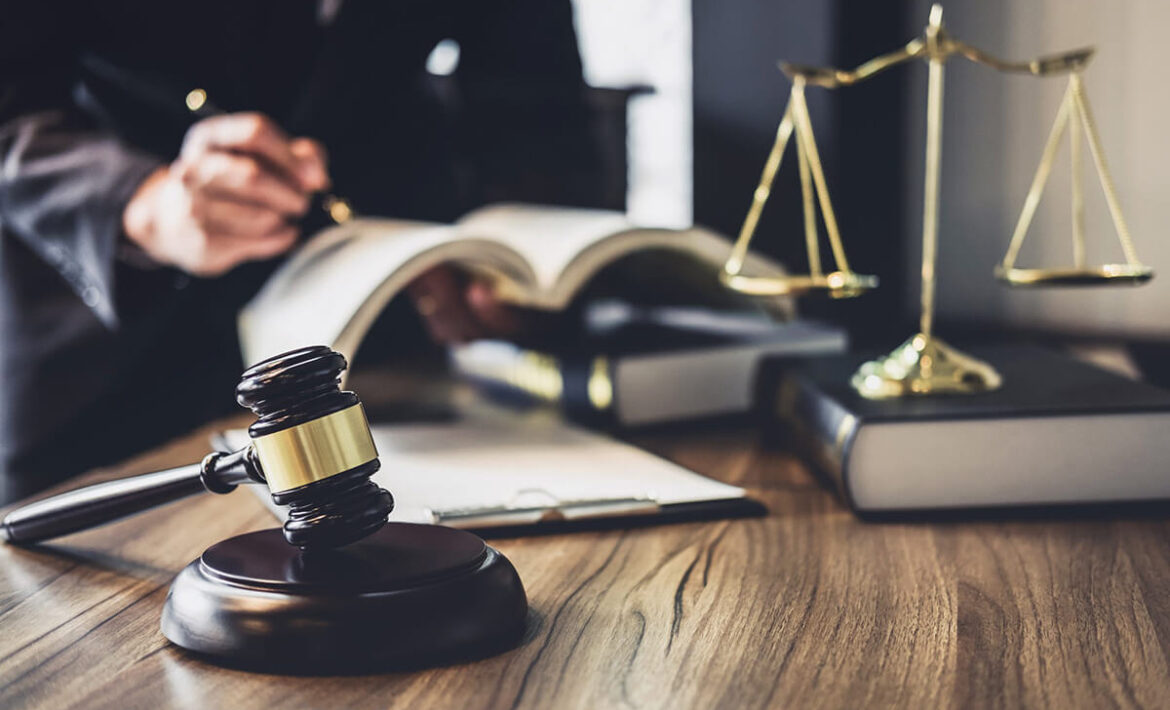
left=458, top=203, right=787, bottom=309
left=237, top=218, right=536, bottom=366
left=224, top=417, right=747, bottom=527
left=456, top=204, right=634, bottom=291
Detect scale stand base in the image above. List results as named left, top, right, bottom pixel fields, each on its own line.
left=161, top=523, right=528, bottom=674
left=851, top=333, right=1002, bottom=399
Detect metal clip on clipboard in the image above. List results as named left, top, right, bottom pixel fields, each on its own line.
left=423, top=488, right=660, bottom=529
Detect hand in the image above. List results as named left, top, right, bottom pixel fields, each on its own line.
left=122, top=112, right=329, bottom=277
left=407, top=266, right=522, bottom=344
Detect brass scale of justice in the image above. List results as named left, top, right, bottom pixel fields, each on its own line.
left=721, top=4, right=1154, bottom=399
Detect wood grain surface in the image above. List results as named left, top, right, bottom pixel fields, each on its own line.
left=2, top=418, right=1169, bottom=709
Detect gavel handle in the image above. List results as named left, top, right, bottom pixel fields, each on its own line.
left=1, top=448, right=259, bottom=545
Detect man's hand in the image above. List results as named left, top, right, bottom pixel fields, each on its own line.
left=407, top=267, right=523, bottom=344
left=122, top=113, right=329, bottom=276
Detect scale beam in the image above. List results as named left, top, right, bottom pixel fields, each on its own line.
left=779, top=4, right=1094, bottom=88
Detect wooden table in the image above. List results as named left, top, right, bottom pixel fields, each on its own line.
left=3, top=418, right=1170, bottom=709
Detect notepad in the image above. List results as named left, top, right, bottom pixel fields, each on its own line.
left=218, top=417, right=755, bottom=532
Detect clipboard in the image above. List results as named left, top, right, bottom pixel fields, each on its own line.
left=214, top=417, right=764, bottom=536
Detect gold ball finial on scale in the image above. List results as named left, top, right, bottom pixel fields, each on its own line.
left=722, top=3, right=1153, bottom=399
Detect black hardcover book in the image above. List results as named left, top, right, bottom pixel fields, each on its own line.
left=762, top=345, right=1170, bottom=512
left=452, top=305, right=845, bottom=428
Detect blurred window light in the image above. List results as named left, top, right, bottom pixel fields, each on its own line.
left=426, top=39, right=461, bottom=76
left=572, top=0, right=692, bottom=228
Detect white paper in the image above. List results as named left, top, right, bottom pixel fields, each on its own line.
left=225, top=417, right=746, bottom=527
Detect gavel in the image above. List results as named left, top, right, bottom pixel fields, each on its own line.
left=2, top=345, right=528, bottom=672
left=1, top=345, right=393, bottom=549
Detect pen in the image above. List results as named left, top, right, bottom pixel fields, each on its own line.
left=184, top=88, right=355, bottom=226
left=79, top=57, right=355, bottom=228
left=421, top=495, right=661, bottom=529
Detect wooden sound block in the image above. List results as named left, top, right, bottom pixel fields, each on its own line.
left=161, top=523, right=528, bottom=673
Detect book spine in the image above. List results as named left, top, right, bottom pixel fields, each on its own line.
left=453, top=345, right=618, bottom=427
left=772, top=374, right=860, bottom=506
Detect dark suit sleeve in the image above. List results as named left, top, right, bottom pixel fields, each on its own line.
left=451, top=0, right=602, bottom=207
left=0, top=0, right=164, bottom=329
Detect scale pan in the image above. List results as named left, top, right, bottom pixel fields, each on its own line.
left=720, top=270, right=878, bottom=299
left=995, top=263, right=1153, bottom=287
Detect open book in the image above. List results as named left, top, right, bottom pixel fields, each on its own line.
left=239, top=204, right=787, bottom=366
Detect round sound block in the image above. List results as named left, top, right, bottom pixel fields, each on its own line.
left=161, top=523, right=527, bottom=673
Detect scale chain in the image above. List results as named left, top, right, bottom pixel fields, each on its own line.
left=1070, top=73, right=1139, bottom=265
left=725, top=104, right=795, bottom=276
left=1002, top=81, right=1074, bottom=270
left=791, top=83, right=851, bottom=274
left=794, top=84, right=822, bottom=278
left=1069, top=84, right=1085, bottom=268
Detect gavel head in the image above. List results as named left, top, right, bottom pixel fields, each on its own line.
left=236, top=346, right=393, bottom=549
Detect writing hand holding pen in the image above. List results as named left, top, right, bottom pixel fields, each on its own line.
left=184, top=89, right=353, bottom=225
left=122, top=87, right=348, bottom=277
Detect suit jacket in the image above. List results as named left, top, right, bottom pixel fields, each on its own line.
left=0, top=0, right=595, bottom=502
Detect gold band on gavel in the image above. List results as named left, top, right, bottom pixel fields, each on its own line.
left=251, top=404, right=378, bottom=493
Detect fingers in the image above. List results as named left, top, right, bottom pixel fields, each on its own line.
left=192, top=228, right=299, bottom=277
left=289, top=137, right=330, bottom=191
left=182, top=113, right=330, bottom=192
left=179, top=152, right=309, bottom=216
left=218, top=227, right=299, bottom=262
left=407, top=268, right=486, bottom=344
left=182, top=113, right=301, bottom=189
left=408, top=268, right=524, bottom=344
left=466, top=281, right=521, bottom=336
left=182, top=191, right=300, bottom=274
left=192, top=195, right=290, bottom=237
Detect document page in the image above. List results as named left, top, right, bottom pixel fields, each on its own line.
left=225, top=417, right=746, bottom=527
